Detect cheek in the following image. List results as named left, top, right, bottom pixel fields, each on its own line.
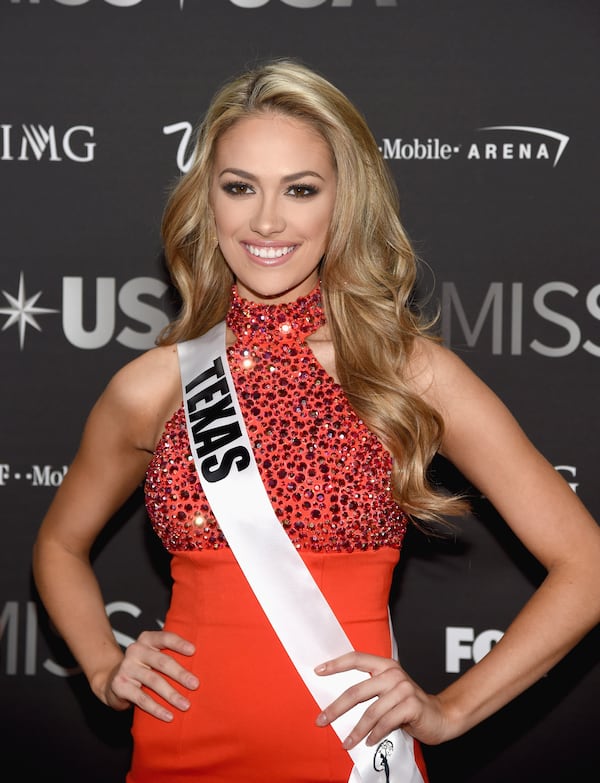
left=211, top=189, right=236, bottom=230
left=312, top=206, right=335, bottom=242
left=212, top=203, right=237, bottom=239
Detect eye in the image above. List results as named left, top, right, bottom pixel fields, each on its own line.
left=285, top=183, right=319, bottom=198
left=222, top=181, right=254, bottom=196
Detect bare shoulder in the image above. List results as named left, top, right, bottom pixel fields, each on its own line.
left=404, top=335, right=478, bottom=409
left=105, top=343, right=180, bottom=402
left=405, top=337, right=518, bottom=453
left=92, top=343, right=182, bottom=452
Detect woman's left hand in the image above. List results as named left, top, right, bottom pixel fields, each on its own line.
left=315, top=651, right=449, bottom=749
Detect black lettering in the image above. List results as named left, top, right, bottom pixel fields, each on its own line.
left=184, top=356, right=224, bottom=394
left=190, top=393, right=234, bottom=435
left=186, top=376, right=230, bottom=413
left=201, top=446, right=251, bottom=482
left=194, top=422, right=243, bottom=459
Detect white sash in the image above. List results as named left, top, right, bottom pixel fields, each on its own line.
left=177, top=321, right=425, bottom=783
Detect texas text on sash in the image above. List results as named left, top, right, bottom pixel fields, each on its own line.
left=178, top=321, right=425, bottom=783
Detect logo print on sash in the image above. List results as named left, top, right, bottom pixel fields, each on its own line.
left=373, top=740, right=394, bottom=782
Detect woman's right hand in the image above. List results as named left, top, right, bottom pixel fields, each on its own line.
left=101, top=630, right=199, bottom=722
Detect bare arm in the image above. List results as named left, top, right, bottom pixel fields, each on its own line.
left=425, top=343, right=600, bottom=736
left=316, top=340, right=600, bottom=747
left=32, top=347, right=198, bottom=720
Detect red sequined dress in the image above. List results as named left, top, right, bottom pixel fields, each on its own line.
left=128, top=285, right=428, bottom=783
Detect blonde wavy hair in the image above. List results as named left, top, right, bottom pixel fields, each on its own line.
left=159, top=58, right=467, bottom=525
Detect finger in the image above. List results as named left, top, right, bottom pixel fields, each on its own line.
left=138, top=629, right=196, bottom=657
left=111, top=662, right=195, bottom=721
left=109, top=632, right=200, bottom=720
left=342, top=684, right=419, bottom=749
left=315, top=673, right=386, bottom=728
left=315, top=666, right=414, bottom=734
left=315, top=651, right=402, bottom=677
left=110, top=667, right=177, bottom=721
left=134, top=687, right=178, bottom=722
left=135, top=645, right=200, bottom=691
left=125, top=631, right=199, bottom=691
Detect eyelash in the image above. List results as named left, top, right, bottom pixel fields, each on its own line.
left=221, top=181, right=319, bottom=198
left=286, top=183, right=319, bottom=198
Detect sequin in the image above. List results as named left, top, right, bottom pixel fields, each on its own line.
left=145, top=285, right=407, bottom=552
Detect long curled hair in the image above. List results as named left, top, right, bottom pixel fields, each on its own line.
left=159, top=58, right=467, bottom=524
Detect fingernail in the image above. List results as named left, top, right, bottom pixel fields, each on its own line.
left=315, top=712, right=328, bottom=726
left=342, top=736, right=354, bottom=750
left=315, top=663, right=327, bottom=673
left=186, top=675, right=199, bottom=689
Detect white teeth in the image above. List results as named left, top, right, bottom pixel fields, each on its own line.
left=245, top=244, right=295, bottom=259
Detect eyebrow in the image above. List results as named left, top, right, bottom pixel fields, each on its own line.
left=217, top=167, right=325, bottom=182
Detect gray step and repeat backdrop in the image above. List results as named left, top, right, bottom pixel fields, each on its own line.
left=1, top=2, right=598, bottom=781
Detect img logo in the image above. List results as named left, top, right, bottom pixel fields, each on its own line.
left=0, top=124, right=95, bottom=163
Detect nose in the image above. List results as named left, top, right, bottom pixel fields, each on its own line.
left=249, top=194, right=286, bottom=236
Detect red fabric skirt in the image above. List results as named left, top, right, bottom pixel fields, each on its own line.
left=127, top=547, right=428, bottom=783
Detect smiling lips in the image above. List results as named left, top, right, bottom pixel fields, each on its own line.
left=243, top=243, right=297, bottom=260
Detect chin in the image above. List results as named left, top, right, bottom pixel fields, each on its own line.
left=242, top=279, right=319, bottom=304
left=238, top=264, right=321, bottom=301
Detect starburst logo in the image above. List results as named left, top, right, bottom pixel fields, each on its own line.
left=0, top=272, right=58, bottom=350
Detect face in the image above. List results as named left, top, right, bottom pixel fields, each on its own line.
left=209, top=113, right=337, bottom=304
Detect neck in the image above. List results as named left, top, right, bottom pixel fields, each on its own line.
left=233, top=272, right=321, bottom=305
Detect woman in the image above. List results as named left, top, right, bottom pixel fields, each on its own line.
left=32, top=59, right=600, bottom=783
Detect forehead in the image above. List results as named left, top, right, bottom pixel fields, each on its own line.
left=213, top=113, right=333, bottom=172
